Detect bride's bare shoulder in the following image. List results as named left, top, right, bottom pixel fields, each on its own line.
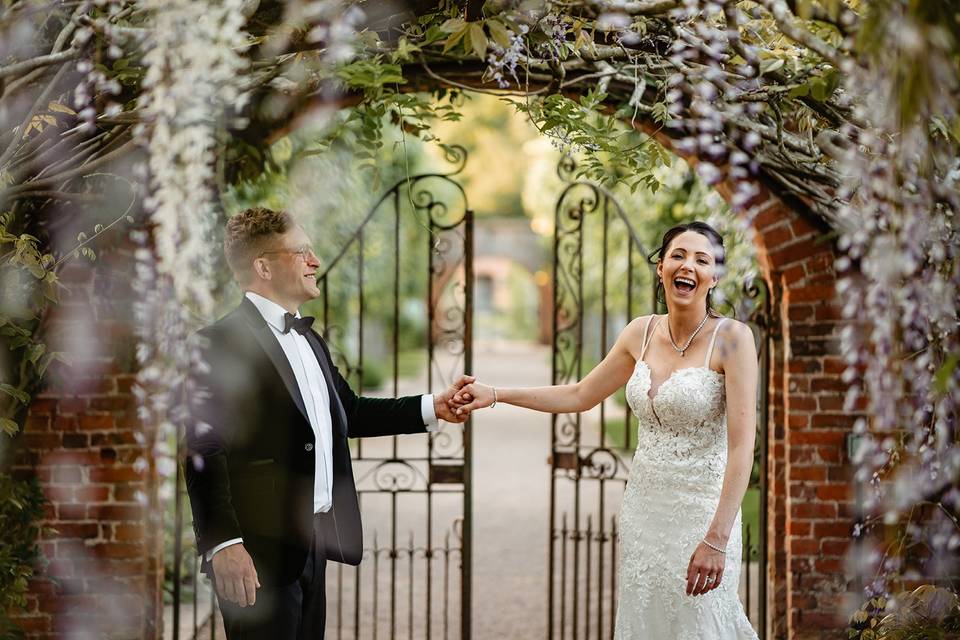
left=714, top=317, right=757, bottom=361
left=624, top=314, right=658, bottom=336
left=616, top=315, right=656, bottom=357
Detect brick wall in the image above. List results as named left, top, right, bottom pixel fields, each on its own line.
left=746, top=188, right=860, bottom=640
left=9, top=248, right=162, bottom=640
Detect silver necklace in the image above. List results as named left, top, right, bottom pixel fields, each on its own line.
left=666, top=313, right=709, bottom=357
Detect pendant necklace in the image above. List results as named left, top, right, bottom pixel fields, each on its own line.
left=667, top=313, right=709, bottom=357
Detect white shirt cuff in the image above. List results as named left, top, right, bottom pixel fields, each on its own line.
left=205, top=537, right=243, bottom=562
left=421, top=394, right=439, bottom=432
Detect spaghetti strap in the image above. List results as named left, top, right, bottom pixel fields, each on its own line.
left=704, top=318, right=727, bottom=368
left=640, top=315, right=659, bottom=360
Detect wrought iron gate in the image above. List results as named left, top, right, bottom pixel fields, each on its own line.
left=168, top=147, right=473, bottom=640
left=547, top=156, right=770, bottom=639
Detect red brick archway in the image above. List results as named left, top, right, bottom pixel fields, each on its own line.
left=10, top=132, right=856, bottom=640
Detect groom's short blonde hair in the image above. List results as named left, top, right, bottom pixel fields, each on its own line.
left=224, top=207, right=295, bottom=285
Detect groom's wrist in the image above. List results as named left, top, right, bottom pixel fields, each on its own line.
left=422, top=394, right=439, bottom=431
left=206, top=537, right=244, bottom=562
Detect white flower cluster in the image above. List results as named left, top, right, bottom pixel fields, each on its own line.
left=664, top=1, right=762, bottom=213
left=71, top=1, right=130, bottom=132
left=132, top=0, right=250, bottom=487
left=833, top=4, right=960, bottom=591
left=485, top=25, right=527, bottom=89
left=280, top=0, right=364, bottom=65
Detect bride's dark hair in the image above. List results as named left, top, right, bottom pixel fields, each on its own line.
left=648, top=221, right=725, bottom=315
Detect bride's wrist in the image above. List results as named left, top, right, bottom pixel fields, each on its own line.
left=704, top=531, right=729, bottom=548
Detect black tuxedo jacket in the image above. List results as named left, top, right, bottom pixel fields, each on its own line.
left=185, top=298, right=427, bottom=586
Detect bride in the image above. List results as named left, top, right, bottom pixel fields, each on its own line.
left=451, top=221, right=760, bottom=638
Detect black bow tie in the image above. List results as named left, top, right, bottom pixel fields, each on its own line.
left=283, top=312, right=315, bottom=335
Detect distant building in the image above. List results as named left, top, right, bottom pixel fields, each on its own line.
left=473, top=216, right=551, bottom=343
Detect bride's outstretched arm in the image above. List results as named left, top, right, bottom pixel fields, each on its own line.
left=452, top=317, right=647, bottom=415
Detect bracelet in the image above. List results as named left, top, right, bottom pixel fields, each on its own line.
left=490, top=387, right=498, bottom=409
left=702, top=538, right=726, bottom=554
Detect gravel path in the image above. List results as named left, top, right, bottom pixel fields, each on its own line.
left=470, top=339, right=553, bottom=640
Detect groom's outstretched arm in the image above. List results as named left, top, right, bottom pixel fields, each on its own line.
left=312, top=333, right=472, bottom=437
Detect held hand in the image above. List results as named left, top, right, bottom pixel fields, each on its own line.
left=452, top=382, right=496, bottom=416
left=685, top=541, right=725, bottom=597
left=434, top=374, right=476, bottom=423
left=211, top=543, right=260, bottom=607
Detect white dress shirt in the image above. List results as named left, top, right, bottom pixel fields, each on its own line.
left=206, top=292, right=438, bottom=560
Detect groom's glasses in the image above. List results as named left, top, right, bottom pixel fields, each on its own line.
left=259, top=245, right=317, bottom=261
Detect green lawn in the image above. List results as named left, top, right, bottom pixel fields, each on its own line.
left=740, top=487, right=761, bottom=556
left=603, top=417, right=761, bottom=547
left=603, top=415, right=636, bottom=450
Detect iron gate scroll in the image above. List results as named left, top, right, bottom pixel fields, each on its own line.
left=548, top=156, right=770, bottom=640
left=167, top=147, right=473, bottom=640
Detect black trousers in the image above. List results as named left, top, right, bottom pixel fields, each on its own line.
left=219, top=514, right=330, bottom=640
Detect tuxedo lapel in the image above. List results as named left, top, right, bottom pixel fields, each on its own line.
left=238, top=298, right=310, bottom=424
left=304, top=330, right=349, bottom=437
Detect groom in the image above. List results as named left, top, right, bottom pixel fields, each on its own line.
left=185, top=207, right=472, bottom=639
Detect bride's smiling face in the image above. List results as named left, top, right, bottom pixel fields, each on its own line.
left=656, top=231, right=720, bottom=312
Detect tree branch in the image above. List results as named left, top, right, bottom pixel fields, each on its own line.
left=784, top=0, right=859, bottom=37
left=0, top=62, right=72, bottom=172
left=1, top=139, right=137, bottom=203
left=753, top=0, right=849, bottom=68
left=9, top=190, right=108, bottom=203
left=722, top=3, right=759, bottom=68
left=591, top=0, right=679, bottom=16
left=0, top=48, right=80, bottom=81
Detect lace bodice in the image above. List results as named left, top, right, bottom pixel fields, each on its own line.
left=625, top=361, right=727, bottom=491
left=614, top=316, right=758, bottom=639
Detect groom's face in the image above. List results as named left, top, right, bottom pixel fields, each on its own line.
left=261, top=226, right=321, bottom=306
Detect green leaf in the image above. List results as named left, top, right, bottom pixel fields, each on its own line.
left=934, top=354, right=959, bottom=394
left=760, top=58, right=784, bottom=76
left=391, top=37, right=420, bottom=63
left=462, top=24, right=473, bottom=57
left=26, top=342, right=45, bottom=365
left=469, top=23, right=488, bottom=59
left=1, top=417, right=19, bottom=436
left=487, top=19, right=511, bottom=48
left=651, top=102, right=670, bottom=124
left=442, top=25, right=467, bottom=54
left=810, top=77, right=830, bottom=101
left=0, top=383, right=30, bottom=405
left=788, top=83, right=810, bottom=98
left=422, top=24, right=448, bottom=45
left=439, top=18, right=465, bottom=33
left=655, top=143, right=673, bottom=167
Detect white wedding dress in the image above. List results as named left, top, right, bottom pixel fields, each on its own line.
left=615, top=316, right=758, bottom=639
